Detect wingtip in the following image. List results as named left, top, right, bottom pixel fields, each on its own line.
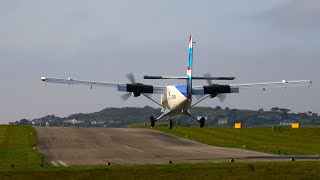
left=40, top=77, right=47, bottom=81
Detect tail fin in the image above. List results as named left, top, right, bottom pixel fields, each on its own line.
left=186, top=35, right=193, bottom=97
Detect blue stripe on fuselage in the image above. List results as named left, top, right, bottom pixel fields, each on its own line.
left=175, top=85, right=189, bottom=98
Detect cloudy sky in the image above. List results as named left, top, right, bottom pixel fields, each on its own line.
left=0, top=0, right=319, bottom=124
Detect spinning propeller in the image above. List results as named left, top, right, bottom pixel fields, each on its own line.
left=203, top=73, right=227, bottom=103
left=121, top=73, right=136, bottom=101
left=121, top=73, right=153, bottom=101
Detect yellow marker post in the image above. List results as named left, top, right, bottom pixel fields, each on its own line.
left=235, top=123, right=242, bottom=129
left=291, top=123, right=300, bottom=128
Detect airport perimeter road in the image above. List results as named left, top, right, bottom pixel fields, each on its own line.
left=36, top=127, right=286, bottom=166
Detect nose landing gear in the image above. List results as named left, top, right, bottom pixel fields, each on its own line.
left=151, top=116, right=205, bottom=129
left=168, top=119, right=173, bottom=129
left=150, top=116, right=173, bottom=129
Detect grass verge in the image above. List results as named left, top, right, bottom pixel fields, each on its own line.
left=140, top=126, right=320, bottom=155
left=0, top=125, right=43, bottom=171
left=1, top=161, right=320, bottom=179
left=1, top=125, right=319, bottom=179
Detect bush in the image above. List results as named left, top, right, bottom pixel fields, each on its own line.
left=272, top=126, right=283, bottom=131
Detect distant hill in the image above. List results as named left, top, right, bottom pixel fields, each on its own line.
left=10, top=106, right=320, bottom=127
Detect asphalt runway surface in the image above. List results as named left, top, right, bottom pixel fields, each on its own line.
left=35, top=127, right=319, bottom=166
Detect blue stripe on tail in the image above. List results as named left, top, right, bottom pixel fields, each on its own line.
left=186, top=35, right=193, bottom=99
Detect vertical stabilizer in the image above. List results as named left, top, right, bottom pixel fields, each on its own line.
left=186, top=35, right=193, bottom=98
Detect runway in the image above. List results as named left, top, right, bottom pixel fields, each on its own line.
left=35, top=127, right=319, bottom=166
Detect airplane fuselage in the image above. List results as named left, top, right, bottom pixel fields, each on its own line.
left=165, top=85, right=192, bottom=117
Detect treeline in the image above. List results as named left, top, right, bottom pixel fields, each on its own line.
left=11, top=106, right=320, bottom=127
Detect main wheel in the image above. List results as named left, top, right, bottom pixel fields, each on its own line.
left=199, top=117, right=205, bottom=128
left=168, top=119, right=173, bottom=129
left=150, top=116, right=156, bottom=128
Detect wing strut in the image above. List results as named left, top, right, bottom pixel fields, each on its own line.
left=142, top=93, right=163, bottom=107
left=191, top=95, right=211, bottom=108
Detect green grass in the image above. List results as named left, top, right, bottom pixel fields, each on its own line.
left=0, top=125, right=320, bottom=179
left=142, top=126, right=320, bottom=155
left=1, top=161, right=320, bottom=179
left=0, top=125, right=42, bottom=171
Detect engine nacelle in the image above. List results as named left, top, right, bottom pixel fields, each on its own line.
left=203, top=84, right=231, bottom=97
left=132, top=92, right=141, bottom=97
left=126, top=83, right=153, bottom=96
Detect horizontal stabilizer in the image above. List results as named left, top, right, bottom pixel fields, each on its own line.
left=144, top=75, right=235, bottom=80
left=144, top=76, right=186, bottom=79
left=193, top=76, right=235, bottom=80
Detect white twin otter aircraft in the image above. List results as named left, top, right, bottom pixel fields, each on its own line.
left=41, top=36, right=311, bottom=129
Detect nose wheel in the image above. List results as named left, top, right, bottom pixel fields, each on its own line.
left=168, top=119, right=173, bottom=129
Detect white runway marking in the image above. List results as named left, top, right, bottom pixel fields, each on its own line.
left=51, top=161, right=58, bottom=167
left=123, top=145, right=144, bottom=152
left=58, top=160, right=68, bottom=167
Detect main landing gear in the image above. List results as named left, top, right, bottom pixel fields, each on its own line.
left=150, top=116, right=173, bottom=129
left=199, top=117, right=205, bottom=128
left=150, top=116, right=156, bottom=128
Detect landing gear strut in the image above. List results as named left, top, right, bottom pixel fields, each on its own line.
left=199, top=117, right=205, bottom=128
left=168, top=119, right=173, bottom=129
left=150, top=116, right=156, bottom=128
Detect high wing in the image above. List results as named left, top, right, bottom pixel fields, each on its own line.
left=40, top=77, right=166, bottom=94
left=229, top=80, right=312, bottom=88
left=41, top=77, right=123, bottom=87
left=192, top=80, right=312, bottom=95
